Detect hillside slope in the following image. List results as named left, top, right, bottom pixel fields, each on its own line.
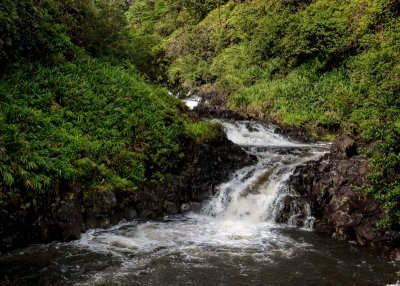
left=128, top=0, right=400, bottom=227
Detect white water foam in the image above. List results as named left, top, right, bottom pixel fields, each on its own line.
left=73, top=120, right=329, bottom=284
left=203, top=120, right=328, bottom=225
left=182, top=94, right=202, bottom=110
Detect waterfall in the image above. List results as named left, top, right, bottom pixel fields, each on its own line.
left=201, top=120, right=328, bottom=227
left=2, top=119, right=396, bottom=286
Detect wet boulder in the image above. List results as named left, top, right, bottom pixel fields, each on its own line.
left=330, top=133, right=357, bottom=158
left=275, top=195, right=310, bottom=227
left=124, top=207, right=138, bottom=221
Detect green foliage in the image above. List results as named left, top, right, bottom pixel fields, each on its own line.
left=0, top=57, right=196, bottom=210
left=185, top=121, right=225, bottom=144
left=125, top=0, right=229, bottom=80
left=230, top=58, right=359, bottom=128
left=0, top=0, right=131, bottom=71
left=0, top=0, right=77, bottom=69
left=126, top=0, right=400, bottom=226
left=0, top=0, right=221, bottom=217
left=1, top=0, right=399, bottom=227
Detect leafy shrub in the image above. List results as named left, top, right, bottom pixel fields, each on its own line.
left=0, top=0, right=131, bottom=71
left=185, top=121, right=225, bottom=144
left=0, top=56, right=200, bottom=211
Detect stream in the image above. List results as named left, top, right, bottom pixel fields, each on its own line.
left=0, top=119, right=399, bottom=285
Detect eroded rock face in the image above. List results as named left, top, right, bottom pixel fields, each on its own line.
left=288, top=133, right=400, bottom=260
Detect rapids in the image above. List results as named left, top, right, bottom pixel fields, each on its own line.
left=0, top=120, right=398, bottom=285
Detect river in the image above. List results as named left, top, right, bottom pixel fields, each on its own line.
left=0, top=120, right=398, bottom=285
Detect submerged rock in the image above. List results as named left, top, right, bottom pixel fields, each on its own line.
left=275, top=195, right=311, bottom=227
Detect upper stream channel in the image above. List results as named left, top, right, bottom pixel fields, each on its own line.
left=1, top=116, right=399, bottom=285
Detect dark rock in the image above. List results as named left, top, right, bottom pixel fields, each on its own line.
left=138, top=209, right=156, bottom=219
left=165, top=202, right=179, bottom=215
left=330, top=133, right=357, bottom=158
left=57, top=195, right=83, bottom=241
left=95, top=191, right=117, bottom=213
left=85, top=216, right=98, bottom=230
left=99, top=218, right=111, bottom=229
left=194, top=104, right=246, bottom=120
left=124, top=207, right=138, bottom=221
left=275, top=195, right=312, bottom=227
left=274, top=125, right=314, bottom=143
left=313, top=220, right=335, bottom=233
left=288, top=149, right=400, bottom=261
left=245, top=122, right=259, bottom=132
left=111, top=211, right=124, bottom=225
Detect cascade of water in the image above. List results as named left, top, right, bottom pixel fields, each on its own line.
left=74, top=120, right=330, bottom=262
left=201, top=120, right=328, bottom=227
left=2, top=119, right=397, bottom=286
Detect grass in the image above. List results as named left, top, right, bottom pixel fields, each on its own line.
left=184, top=121, right=225, bottom=144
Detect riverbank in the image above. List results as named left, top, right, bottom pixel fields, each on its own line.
left=0, top=118, right=255, bottom=254
left=130, top=0, right=400, bottom=238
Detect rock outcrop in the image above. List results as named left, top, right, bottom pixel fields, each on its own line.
left=288, top=133, right=400, bottom=260
left=194, top=102, right=247, bottom=121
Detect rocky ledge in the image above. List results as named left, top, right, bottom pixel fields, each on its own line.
left=193, top=94, right=313, bottom=143
left=287, top=133, right=400, bottom=261
left=0, top=132, right=256, bottom=254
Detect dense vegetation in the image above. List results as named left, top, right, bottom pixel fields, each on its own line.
left=1, top=0, right=399, bottom=227
left=0, top=0, right=132, bottom=70
left=0, top=0, right=219, bottom=215
left=127, top=0, right=400, bottom=226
